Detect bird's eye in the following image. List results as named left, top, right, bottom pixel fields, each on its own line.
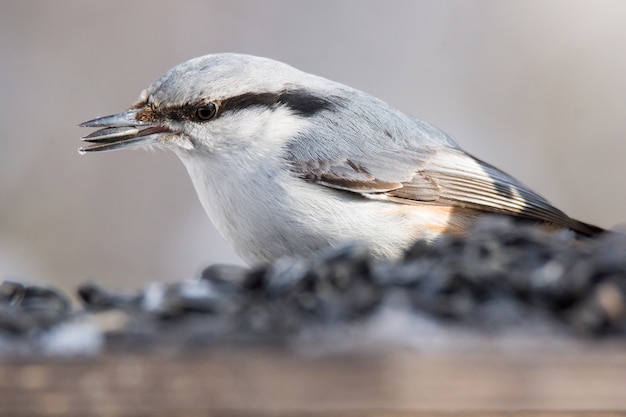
left=195, top=103, right=218, bottom=121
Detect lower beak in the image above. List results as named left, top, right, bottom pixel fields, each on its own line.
left=79, top=109, right=172, bottom=154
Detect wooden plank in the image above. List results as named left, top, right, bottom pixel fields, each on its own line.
left=1, top=346, right=626, bottom=417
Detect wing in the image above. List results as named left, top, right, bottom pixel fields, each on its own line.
left=287, top=146, right=602, bottom=237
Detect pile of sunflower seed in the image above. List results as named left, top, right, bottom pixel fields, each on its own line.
left=1, top=216, right=625, bottom=355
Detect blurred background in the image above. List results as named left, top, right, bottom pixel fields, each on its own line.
left=1, top=1, right=625, bottom=294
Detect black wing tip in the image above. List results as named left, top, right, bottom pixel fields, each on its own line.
left=569, top=219, right=605, bottom=237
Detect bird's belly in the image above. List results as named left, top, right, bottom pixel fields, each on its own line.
left=181, top=155, right=474, bottom=265
left=271, top=180, right=476, bottom=261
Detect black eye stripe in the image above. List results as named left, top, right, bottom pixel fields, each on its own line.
left=156, top=89, right=338, bottom=122
left=219, top=92, right=277, bottom=114
left=220, top=89, right=337, bottom=117
left=159, top=102, right=216, bottom=122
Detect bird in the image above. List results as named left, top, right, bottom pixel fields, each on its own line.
left=79, top=53, right=603, bottom=265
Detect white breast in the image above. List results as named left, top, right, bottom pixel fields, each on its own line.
left=179, top=146, right=457, bottom=265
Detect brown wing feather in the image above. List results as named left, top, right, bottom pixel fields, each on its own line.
left=289, top=147, right=603, bottom=237
left=400, top=149, right=603, bottom=236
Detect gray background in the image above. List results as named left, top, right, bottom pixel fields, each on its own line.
left=1, top=1, right=625, bottom=294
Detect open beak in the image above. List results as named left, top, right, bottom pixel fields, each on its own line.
left=79, top=109, right=172, bottom=154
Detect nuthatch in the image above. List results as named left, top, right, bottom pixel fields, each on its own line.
left=80, top=53, right=603, bottom=264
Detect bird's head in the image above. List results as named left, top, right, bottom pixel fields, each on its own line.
left=80, top=53, right=339, bottom=158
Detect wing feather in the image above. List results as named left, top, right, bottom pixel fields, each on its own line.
left=288, top=146, right=602, bottom=236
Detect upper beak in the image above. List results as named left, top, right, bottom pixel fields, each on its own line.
left=78, top=109, right=172, bottom=154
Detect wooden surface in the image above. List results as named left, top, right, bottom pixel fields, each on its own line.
left=1, top=344, right=626, bottom=417
left=0, top=346, right=626, bottom=417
